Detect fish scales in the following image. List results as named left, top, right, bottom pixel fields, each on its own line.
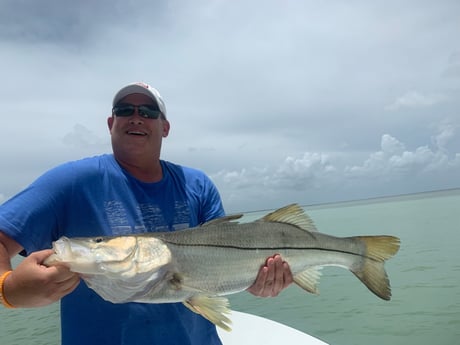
left=156, top=222, right=365, bottom=292
left=44, top=204, right=400, bottom=331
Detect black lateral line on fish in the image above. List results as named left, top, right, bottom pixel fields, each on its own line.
left=166, top=243, right=380, bottom=262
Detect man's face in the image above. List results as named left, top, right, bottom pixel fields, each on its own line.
left=107, top=93, right=170, bottom=159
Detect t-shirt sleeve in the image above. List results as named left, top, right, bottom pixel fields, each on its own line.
left=0, top=163, right=74, bottom=254
left=179, top=165, right=225, bottom=223
left=197, top=173, right=225, bottom=223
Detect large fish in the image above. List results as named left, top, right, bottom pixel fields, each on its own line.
left=44, top=204, right=400, bottom=330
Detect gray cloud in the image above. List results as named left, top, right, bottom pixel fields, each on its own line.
left=211, top=124, right=460, bottom=211
left=385, top=91, right=447, bottom=111
left=1, top=0, right=459, bottom=212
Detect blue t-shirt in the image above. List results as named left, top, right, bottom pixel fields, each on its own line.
left=0, top=154, right=225, bottom=345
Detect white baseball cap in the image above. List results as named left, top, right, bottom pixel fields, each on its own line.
left=112, top=82, right=167, bottom=118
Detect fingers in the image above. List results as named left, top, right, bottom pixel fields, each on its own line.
left=247, top=254, right=293, bottom=297
left=5, top=249, right=80, bottom=308
left=39, top=254, right=81, bottom=299
left=282, top=261, right=294, bottom=287
left=29, top=249, right=55, bottom=263
left=29, top=249, right=78, bottom=285
left=49, top=264, right=78, bottom=283
left=264, top=256, right=279, bottom=297
left=246, top=266, right=268, bottom=296
left=52, top=271, right=81, bottom=297
left=267, top=255, right=292, bottom=297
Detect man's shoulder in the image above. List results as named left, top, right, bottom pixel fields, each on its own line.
left=37, top=154, right=116, bottom=185
left=53, top=154, right=114, bottom=172
left=68, top=154, right=113, bottom=167
left=161, top=160, right=208, bottom=179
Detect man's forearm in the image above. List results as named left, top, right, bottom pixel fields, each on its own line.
left=0, top=231, right=22, bottom=271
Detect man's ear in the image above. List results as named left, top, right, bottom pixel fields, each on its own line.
left=162, top=119, right=170, bottom=138
left=107, top=116, right=114, bottom=131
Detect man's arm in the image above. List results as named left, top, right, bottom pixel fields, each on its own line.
left=247, top=254, right=293, bottom=297
left=0, top=231, right=80, bottom=308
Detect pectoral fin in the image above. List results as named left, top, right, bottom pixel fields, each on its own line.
left=183, top=294, right=232, bottom=331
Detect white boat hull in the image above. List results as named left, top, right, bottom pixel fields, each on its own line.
left=217, top=311, right=329, bottom=344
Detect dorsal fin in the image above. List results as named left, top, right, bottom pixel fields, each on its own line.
left=201, top=214, right=243, bottom=227
left=259, top=204, right=318, bottom=232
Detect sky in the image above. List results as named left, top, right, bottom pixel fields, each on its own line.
left=1, top=0, right=459, bottom=213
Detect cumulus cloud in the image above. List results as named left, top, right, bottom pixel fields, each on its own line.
left=212, top=126, right=460, bottom=211
left=63, top=124, right=107, bottom=148
left=344, top=132, right=457, bottom=179
left=214, top=127, right=459, bottom=192
left=271, top=153, right=337, bottom=189
left=347, top=121, right=460, bottom=180
left=212, top=153, right=336, bottom=191
left=1, top=1, right=459, bottom=212
left=385, top=91, right=446, bottom=111
left=432, top=122, right=456, bottom=152
left=380, top=134, right=405, bottom=155
left=213, top=167, right=270, bottom=190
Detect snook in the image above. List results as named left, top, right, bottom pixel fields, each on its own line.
left=45, top=204, right=400, bottom=330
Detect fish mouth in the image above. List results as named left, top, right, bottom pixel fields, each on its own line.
left=53, top=237, right=72, bottom=258
left=53, top=237, right=91, bottom=262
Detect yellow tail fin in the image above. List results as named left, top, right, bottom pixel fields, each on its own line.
left=352, top=236, right=400, bottom=300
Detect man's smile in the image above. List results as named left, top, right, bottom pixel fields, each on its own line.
left=126, top=129, right=147, bottom=136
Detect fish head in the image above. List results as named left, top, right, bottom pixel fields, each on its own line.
left=49, top=235, right=139, bottom=275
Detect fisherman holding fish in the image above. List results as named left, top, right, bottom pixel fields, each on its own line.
left=0, top=82, right=293, bottom=345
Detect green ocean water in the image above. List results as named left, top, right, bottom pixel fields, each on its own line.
left=1, top=189, right=459, bottom=345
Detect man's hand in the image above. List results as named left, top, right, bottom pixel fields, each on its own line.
left=247, top=254, right=293, bottom=297
left=3, top=249, right=80, bottom=308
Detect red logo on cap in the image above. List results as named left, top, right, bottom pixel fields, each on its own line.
left=135, top=82, right=149, bottom=89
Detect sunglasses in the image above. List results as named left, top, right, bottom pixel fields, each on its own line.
left=112, top=103, right=163, bottom=119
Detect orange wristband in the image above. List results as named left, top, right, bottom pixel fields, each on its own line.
left=0, top=270, right=16, bottom=308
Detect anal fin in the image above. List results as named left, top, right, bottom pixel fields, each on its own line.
left=294, top=267, right=322, bottom=294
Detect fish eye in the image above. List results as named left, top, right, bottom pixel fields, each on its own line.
left=94, top=237, right=104, bottom=243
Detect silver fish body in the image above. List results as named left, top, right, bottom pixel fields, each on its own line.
left=45, top=204, right=400, bottom=330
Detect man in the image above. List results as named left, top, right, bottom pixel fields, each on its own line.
left=0, top=82, right=292, bottom=344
